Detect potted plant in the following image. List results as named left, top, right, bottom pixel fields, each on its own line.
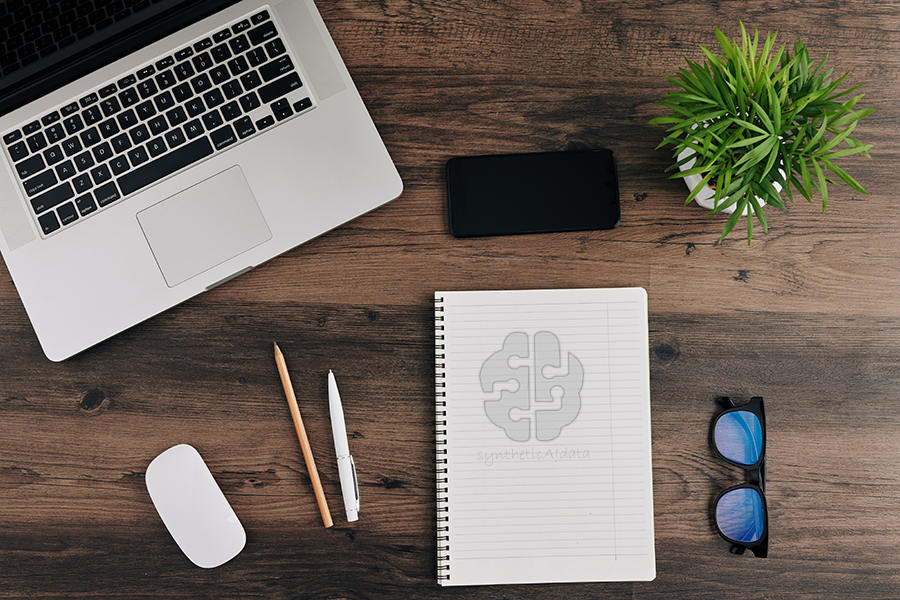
left=649, top=22, right=874, bottom=243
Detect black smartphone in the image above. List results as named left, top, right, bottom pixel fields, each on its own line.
left=445, top=148, right=620, bottom=238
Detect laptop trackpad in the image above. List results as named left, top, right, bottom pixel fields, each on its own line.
left=137, top=166, right=272, bottom=288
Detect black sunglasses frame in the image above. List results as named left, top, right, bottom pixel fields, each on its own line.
left=710, top=396, right=768, bottom=558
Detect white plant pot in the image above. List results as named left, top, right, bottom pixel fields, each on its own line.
left=677, top=148, right=780, bottom=217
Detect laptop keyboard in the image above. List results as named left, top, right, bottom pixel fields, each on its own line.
left=3, top=7, right=315, bottom=237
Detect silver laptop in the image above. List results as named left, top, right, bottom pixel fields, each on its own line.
left=0, top=0, right=402, bottom=361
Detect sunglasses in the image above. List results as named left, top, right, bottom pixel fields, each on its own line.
left=709, top=396, right=768, bottom=557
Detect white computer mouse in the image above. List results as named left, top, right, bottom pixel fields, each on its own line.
left=145, top=444, right=246, bottom=568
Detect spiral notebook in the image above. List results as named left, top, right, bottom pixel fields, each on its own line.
left=434, top=287, right=655, bottom=586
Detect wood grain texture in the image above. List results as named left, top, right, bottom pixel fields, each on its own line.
left=2, top=0, right=899, bottom=598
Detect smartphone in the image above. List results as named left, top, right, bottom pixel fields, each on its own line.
left=445, top=148, right=620, bottom=238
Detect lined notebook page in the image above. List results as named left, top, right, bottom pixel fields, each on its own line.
left=435, top=288, right=654, bottom=586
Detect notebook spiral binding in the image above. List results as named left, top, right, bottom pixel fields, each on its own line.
left=434, top=296, right=450, bottom=580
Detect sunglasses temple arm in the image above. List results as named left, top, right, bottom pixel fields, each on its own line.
left=716, top=396, right=737, bottom=409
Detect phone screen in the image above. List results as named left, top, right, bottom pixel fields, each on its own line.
left=445, top=149, right=620, bottom=238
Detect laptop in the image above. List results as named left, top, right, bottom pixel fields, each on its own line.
left=0, top=0, right=403, bottom=361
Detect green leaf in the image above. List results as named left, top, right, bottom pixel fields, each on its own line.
left=719, top=200, right=745, bottom=242
left=749, top=195, right=768, bottom=233
left=798, top=159, right=813, bottom=199
left=748, top=98, right=775, bottom=134
left=813, top=160, right=828, bottom=211
left=803, top=115, right=829, bottom=154
left=823, top=159, right=869, bottom=194
left=685, top=171, right=716, bottom=205
left=732, top=135, right=778, bottom=173
left=825, top=144, right=874, bottom=159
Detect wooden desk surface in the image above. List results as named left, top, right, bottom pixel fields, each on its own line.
left=1, top=1, right=897, bottom=598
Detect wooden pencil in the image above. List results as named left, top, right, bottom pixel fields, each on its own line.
left=273, top=342, right=333, bottom=528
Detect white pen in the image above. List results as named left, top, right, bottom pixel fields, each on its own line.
left=328, top=370, right=359, bottom=522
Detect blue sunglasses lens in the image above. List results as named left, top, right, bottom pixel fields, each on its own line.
left=714, top=410, right=762, bottom=465
left=716, top=487, right=765, bottom=543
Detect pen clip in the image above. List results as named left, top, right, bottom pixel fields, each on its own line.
left=349, top=455, right=359, bottom=503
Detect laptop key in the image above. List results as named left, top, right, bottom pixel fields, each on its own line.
left=240, top=70, right=262, bottom=91
left=164, top=128, right=186, bottom=148
left=264, top=38, right=286, bottom=59
left=156, top=70, right=177, bottom=90
left=38, top=210, right=61, bottom=235
left=24, top=169, right=58, bottom=197
left=118, top=74, right=138, bottom=89
left=202, top=110, right=223, bottom=131
left=91, top=164, right=112, bottom=185
left=3, top=130, right=22, bottom=145
left=155, top=56, right=175, bottom=70
left=56, top=160, right=77, bottom=180
left=229, top=34, right=250, bottom=55
left=130, top=123, right=151, bottom=144
left=222, top=80, right=242, bottom=100
left=95, top=181, right=121, bottom=207
left=211, top=43, right=231, bottom=64
left=83, top=105, right=103, bottom=125
left=174, top=61, right=195, bottom=81
left=247, top=48, right=267, bottom=67
left=118, top=136, right=213, bottom=197
left=260, top=56, right=293, bottom=82
left=100, top=97, right=121, bottom=117
left=117, top=108, right=139, bottom=130
left=80, top=126, right=101, bottom=147
left=75, top=193, right=97, bottom=216
left=58, top=201, right=79, bottom=226
left=234, top=116, right=255, bottom=139
left=136, top=100, right=156, bottom=120
left=184, top=119, right=204, bottom=139
left=73, top=174, right=93, bottom=193
left=137, top=79, right=158, bottom=99
left=110, top=155, right=130, bottom=175
left=8, top=141, right=28, bottom=161
left=128, top=146, right=149, bottom=167
left=62, top=137, right=83, bottom=157
left=148, top=116, right=168, bottom=136
left=30, top=180, right=72, bottom=213
left=210, top=124, right=237, bottom=151
left=42, top=111, right=61, bottom=126
left=175, top=47, right=194, bottom=62
left=92, top=142, right=113, bottom=163
left=27, top=132, right=48, bottom=153
left=119, top=87, right=140, bottom=107
left=249, top=21, right=277, bottom=46
left=46, top=123, right=66, bottom=143
left=273, top=100, right=292, bottom=122
left=111, top=133, right=132, bottom=154
left=192, top=52, right=213, bottom=72
left=99, top=118, right=120, bottom=139
left=16, top=154, right=46, bottom=178
left=147, top=137, right=167, bottom=157
left=221, top=101, right=241, bottom=121
left=64, top=114, right=85, bottom=135
left=258, top=72, right=302, bottom=104
left=80, top=93, right=99, bottom=107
